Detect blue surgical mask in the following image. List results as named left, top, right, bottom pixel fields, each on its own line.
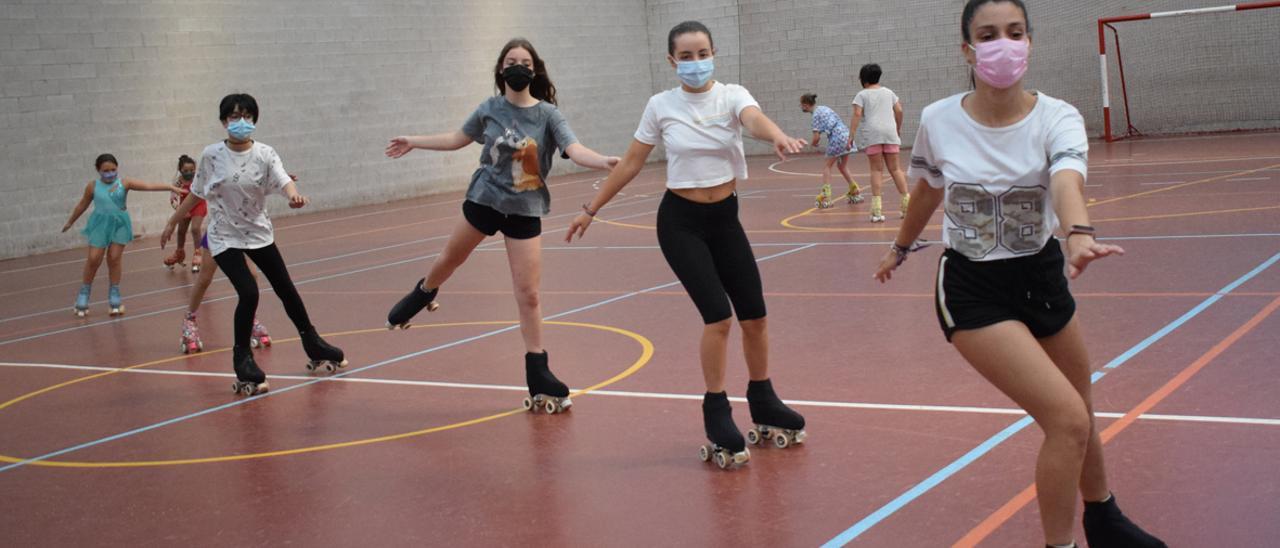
left=227, top=118, right=255, bottom=141
left=676, top=58, right=714, bottom=88
left=100, top=171, right=117, bottom=183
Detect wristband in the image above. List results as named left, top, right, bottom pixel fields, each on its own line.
left=582, top=203, right=598, bottom=217
left=1068, top=224, right=1096, bottom=238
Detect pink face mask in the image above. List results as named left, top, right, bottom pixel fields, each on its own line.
left=970, top=38, right=1028, bottom=89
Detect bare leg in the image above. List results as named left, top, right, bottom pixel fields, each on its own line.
left=1038, top=319, right=1112, bottom=502
left=425, top=218, right=488, bottom=290
left=952, top=321, right=1092, bottom=546
left=82, top=247, right=106, bottom=285
left=867, top=153, right=886, bottom=197
left=503, top=235, right=544, bottom=353
left=106, top=244, right=125, bottom=285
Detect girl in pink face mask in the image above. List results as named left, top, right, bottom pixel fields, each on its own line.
left=875, top=1, right=1167, bottom=547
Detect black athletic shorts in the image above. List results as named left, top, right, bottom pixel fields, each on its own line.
left=935, top=241, right=1076, bottom=342
left=462, top=200, right=541, bottom=240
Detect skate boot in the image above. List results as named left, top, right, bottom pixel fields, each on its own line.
left=1083, top=494, right=1167, bottom=548
left=163, top=248, right=185, bottom=271
left=108, top=284, right=125, bottom=316
left=300, top=327, right=347, bottom=373
left=699, top=391, right=750, bottom=469
left=231, top=346, right=269, bottom=396
left=900, top=193, right=911, bottom=219
left=815, top=183, right=834, bottom=209
left=845, top=182, right=865, bottom=204
left=870, top=195, right=886, bottom=223
left=523, top=351, right=571, bottom=414
left=386, top=278, right=440, bottom=329
left=746, top=379, right=807, bottom=448
left=73, top=283, right=91, bottom=317
left=190, top=250, right=203, bottom=273
left=249, top=317, right=272, bottom=348
left=180, top=311, right=203, bottom=354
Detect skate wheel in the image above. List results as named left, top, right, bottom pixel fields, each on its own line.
left=197, top=342, right=204, bottom=351
left=544, top=400, right=557, bottom=414
left=260, top=338, right=271, bottom=348
left=180, top=343, right=188, bottom=354
left=714, top=451, right=729, bottom=469
left=699, top=445, right=711, bottom=462
left=736, top=448, right=751, bottom=464
left=774, top=434, right=790, bottom=449
left=522, top=397, right=534, bottom=411
left=249, top=338, right=259, bottom=349
left=794, top=430, right=807, bottom=444
left=305, top=362, right=316, bottom=372
left=322, top=363, right=335, bottom=373
left=426, top=301, right=440, bottom=312
left=746, top=429, right=761, bottom=445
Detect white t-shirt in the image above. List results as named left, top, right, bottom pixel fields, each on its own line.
left=634, top=82, right=760, bottom=189
left=907, top=92, right=1088, bottom=261
left=852, top=87, right=902, bottom=148
left=191, top=141, right=293, bottom=256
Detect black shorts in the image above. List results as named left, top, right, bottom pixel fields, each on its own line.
left=462, top=200, right=541, bottom=240
left=935, top=242, right=1076, bottom=342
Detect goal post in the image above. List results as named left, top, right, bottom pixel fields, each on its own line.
left=1098, top=1, right=1280, bottom=142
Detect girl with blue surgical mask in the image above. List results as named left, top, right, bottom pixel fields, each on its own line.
left=62, top=153, right=188, bottom=317
left=566, top=21, right=809, bottom=469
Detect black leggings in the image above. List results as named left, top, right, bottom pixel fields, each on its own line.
left=213, top=244, right=313, bottom=348
left=656, top=190, right=766, bottom=324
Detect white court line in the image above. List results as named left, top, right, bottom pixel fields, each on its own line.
left=1138, top=181, right=1187, bottom=186
left=3, top=361, right=1277, bottom=427
left=1226, top=177, right=1272, bottom=182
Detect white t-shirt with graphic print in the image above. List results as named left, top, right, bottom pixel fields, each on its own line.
left=907, top=92, right=1088, bottom=262
left=191, top=141, right=293, bottom=257
left=634, top=82, right=760, bottom=189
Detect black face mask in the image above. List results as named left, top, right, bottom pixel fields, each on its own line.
left=502, top=64, right=534, bottom=92
left=181, top=172, right=195, bottom=181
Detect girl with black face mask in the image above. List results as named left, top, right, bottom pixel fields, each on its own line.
left=162, top=154, right=207, bottom=273
left=384, top=38, right=619, bottom=415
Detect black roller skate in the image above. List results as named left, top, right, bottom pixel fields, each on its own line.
left=746, top=379, right=807, bottom=449
left=231, top=346, right=268, bottom=396
left=386, top=278, right=440, bottom=330
left=523, top=351, right=571, bottom=414
left=300, top=327, right=347, bottom=373
left=699, top=391, right=749, bottom=469
left=1083, top=494, right=1167, bottom=548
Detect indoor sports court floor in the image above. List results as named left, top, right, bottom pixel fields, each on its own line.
left=1, top=133, right=1277, bottom=546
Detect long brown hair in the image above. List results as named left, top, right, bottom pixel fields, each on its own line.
left=493, top=38, right=558, bottom=106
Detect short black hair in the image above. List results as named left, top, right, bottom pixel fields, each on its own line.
left=94, top=153, right=118, bottom=170
left=800, top=93, right=817, bottom=105
left=859, top=64, right=882, bottom=86
left=667, top=20, right=713, bottom=56
left=218, top=93, right=259, bottom=123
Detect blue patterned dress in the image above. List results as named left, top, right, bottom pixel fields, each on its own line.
left=810, top=105, right=854, bottom=158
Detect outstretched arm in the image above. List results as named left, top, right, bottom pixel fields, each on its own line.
left=386, top=131, right=473, bottom=158
left=123, top=177, right=186, bottom=193
left=564, top=142, right=620, bottom=171
left=874, top=179, right=943, bottom=282
left=564, top=139, right=654, bottom=242
left=1051, top=169, right=1123, bottom=279
left=740, top=106, right=805, bottom=161
left=61, top=182, right=94, bottom=232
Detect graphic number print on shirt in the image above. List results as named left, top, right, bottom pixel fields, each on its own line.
left=945, top=183, right=1048, bottom=259
left=489, top=124, right=543, bottom=192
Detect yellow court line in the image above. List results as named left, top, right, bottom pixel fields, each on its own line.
left=0, top=321, right=652, bottom=468
left=1087, top=162, right=1280, bottom=208
left=1092, top=204, right=1280, bottom=224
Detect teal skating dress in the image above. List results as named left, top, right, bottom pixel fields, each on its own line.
left=81, top=178, right=132, bottom=248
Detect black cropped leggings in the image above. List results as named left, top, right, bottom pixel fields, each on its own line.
left=213, top=244, right=313, bottom=348
left=655, top=190, right=767, bottom=324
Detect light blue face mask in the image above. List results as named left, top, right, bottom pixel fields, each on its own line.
left=676, top=58, right=715, bottom=88
left=100, top=170, right=117, bottom=183
left=227, top=118, right=255, bottom=141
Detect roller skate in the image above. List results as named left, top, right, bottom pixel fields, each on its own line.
left=231, top=346, right=268, bottom=395
left=73, top=284, right=91, bottom=317
left=180, top=311, right=203, bottom=354
left=190, top=251, right=202, bottom=273
left=900, top=193, right=911, bottom=219
left=870, top=195, right=886, bottom=223
left=523, top=351, right=571, bottom=414
left=746, top=379, right=807, bottom=449
left=699, top=391, right=750, bottom=469
left=386, top=277, right=440, bottom=329
left=107, top=284, right=125, bottom=316
left=249, top=317, right=271, bottom=348
left=845, top=182, right=865, bottom=204
left=1083, top=494, right=1167, bottom=548
left=300, top=327, right=347, bottom=373
left=814, top=183, right=834, bottom=209
left=162, top=248, right=185, bottom=271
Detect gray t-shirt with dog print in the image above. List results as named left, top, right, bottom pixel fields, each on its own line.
left=460, top=96, right=578, bottom=217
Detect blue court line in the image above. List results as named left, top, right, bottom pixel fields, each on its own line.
left=822, top=250, right=1280, bottom=547
left=0, top=244, right=815, bottom=473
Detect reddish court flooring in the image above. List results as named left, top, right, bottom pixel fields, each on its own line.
left=0, top=133, right=1278, bottom=546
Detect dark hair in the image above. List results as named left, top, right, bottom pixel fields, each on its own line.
left=493, top=38, right=558, bottom=106
left=961, top=0, right=1031, bottom=43
left=667, top=20, right=713, bottom=56
left=94, top=153, right=118, bottom=170
left=218, top=93, right=259, bottom=123
left=859, top=64, right=882, bottom=86
left=800, top=93, right=817, bottom=106
left=177, top=154, right=196, bottom=170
